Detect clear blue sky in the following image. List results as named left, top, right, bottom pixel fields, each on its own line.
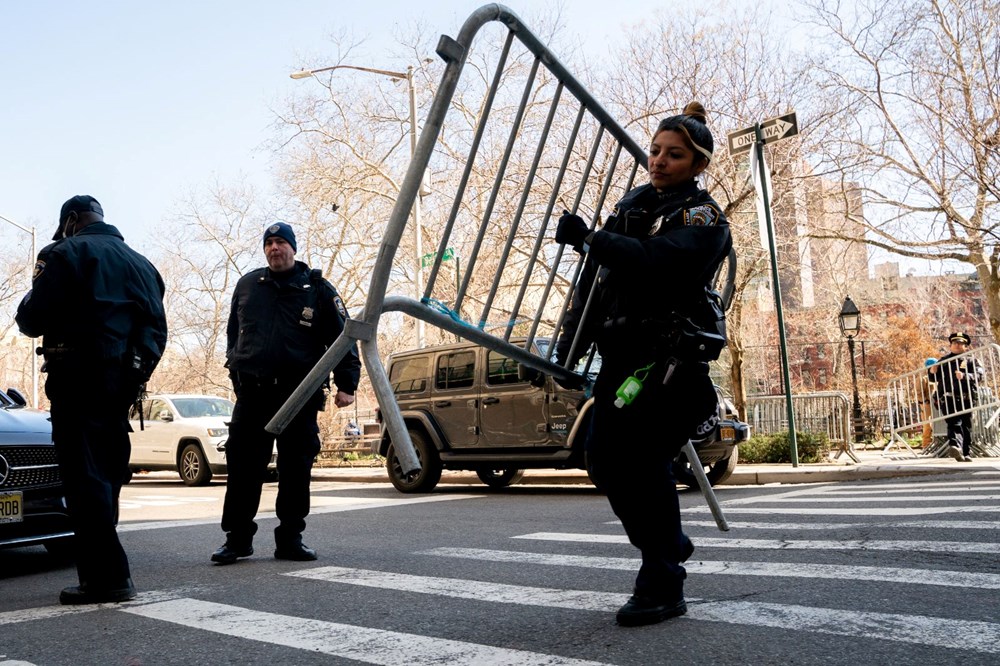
left=0, top=0, right=681, bottom=254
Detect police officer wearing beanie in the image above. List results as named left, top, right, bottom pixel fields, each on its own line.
left=931, top=332, right=981, bottom=461
left=16, top=195, right=168, bottom=605
left=554, top=102, right=731, bottom=626
left=212, top=222, right=361, bottom=564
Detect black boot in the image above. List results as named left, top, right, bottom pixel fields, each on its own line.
left=616, top=591, right=686, bottom=627
left=211, top=540, right=253, bottom=565
left=60, top=578, right=137, bottom=605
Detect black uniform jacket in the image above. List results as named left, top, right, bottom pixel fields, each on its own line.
left=16, top=222, right=168, bottom=369
left=936, top=351, right=981, bottom=410
left=226, top=261, right=361, bottom=394
left=555, top=180, right=731, bottom=368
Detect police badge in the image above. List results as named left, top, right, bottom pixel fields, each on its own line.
left=301, top=307, right=314, bottom=320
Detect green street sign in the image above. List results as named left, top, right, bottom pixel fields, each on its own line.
left=421, top=247, right=455, bottom=267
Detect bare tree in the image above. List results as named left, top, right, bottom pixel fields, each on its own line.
left=801, top=0, right=1000, bottom=338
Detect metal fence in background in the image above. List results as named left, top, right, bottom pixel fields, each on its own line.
left=884, top=344, right=1000, bottom=459
left=745, top=392, right=857, bottom=461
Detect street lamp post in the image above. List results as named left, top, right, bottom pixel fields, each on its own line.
left=0, top=214, right=38, bottom=407
left=291, top=63, right=425, bottom=348
left=838, top=296, right=864, bottom=453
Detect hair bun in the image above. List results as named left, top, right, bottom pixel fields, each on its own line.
left=682, top=101, right=707, bottom=124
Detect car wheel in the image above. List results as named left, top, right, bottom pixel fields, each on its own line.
left=179, top=443, right=213, bottom=486
left=476, top=468, right=525, bottom=488
left=673, top=446, right=739, bottom=489
left=44, top=536, right=76, bottom=560
left=386, top=429, right=442, bottom=493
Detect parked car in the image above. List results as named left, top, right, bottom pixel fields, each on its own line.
left=0, top=387, right=74, bottom=555
left=127, top=394, right=277, bottom=486
left=375, top=339, right=749, bottom=493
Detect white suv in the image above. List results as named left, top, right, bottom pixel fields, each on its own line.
left=127, top=394, right=275, bottom=486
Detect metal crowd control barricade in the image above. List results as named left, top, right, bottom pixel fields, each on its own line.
left=884, top=344, right=1000, bottom=459
left=265, top=4, right=734, bottom=529
left=746, top=392, right=858, bottom=462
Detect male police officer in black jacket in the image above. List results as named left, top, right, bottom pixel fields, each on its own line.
left=16, top=195, right=167, bottom=605
left=212, top=222, right=361, bottom=565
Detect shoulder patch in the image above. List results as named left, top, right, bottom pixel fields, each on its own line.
left=333, top=294, right=348, bottom=319
left=32, top=260, right=45, bottom=280
left=684, top=204, right=721, bottom=227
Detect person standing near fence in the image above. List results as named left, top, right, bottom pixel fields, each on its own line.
left=212, top=222, right=361, bottom=565
left=554, top=102, right=731, bottom=626
left=931, top=332, right=981, bottom=461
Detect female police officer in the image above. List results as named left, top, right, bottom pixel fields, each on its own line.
left=554, top=102, right=731, bottom=626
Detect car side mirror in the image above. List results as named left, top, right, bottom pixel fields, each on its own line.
left=157, top=410, right=174, bottom=422
left=5, top=388, right=27, bottom=407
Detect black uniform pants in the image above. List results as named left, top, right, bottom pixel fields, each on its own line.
left=220, top=378, right=322, bottom=548
left=586, top=358, right=717, bottom=599
left=945, top=412, right=973, bottom=456
left=46, top=363, right=137, bottom=588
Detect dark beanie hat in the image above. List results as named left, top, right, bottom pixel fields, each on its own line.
left=263, top=222, right=296, bottom=252
left=54, top=195, right=104, bottom=240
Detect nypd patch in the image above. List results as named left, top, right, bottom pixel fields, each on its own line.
left=333, top=295, right=348, bottom=318
left=684, top=204, right=720, bottom=227
left=32, top=260, right=45, bottom=280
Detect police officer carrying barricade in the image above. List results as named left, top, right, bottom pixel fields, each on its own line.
left=554, top=102, right=731, bottom=626
left=931, top=332, right=982, bottom=461
left=211, top=222, right=361, bottom=565
left=16, top=195, right=168, bottom=605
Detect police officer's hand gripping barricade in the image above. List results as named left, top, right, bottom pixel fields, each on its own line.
left=264, top=3, right=733, bottom=530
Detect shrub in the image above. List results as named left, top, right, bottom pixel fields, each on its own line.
left=739, top=431, right=833, bottom=464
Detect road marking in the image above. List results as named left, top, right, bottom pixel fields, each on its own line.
left=120, top=495, right=218, bottom=510
left=816, top=481, right=1000, bottom=492
left=288, top=565, right=626, bottom=611
left=692, top=599, right=1000, bottom=654
left=685, top=505, right=1000, bottom=516
left=0, top=590, right=183, bottom=626
left=514, top=533, right=1000, bottom=554
left=421, top=547, right=1000, bottom=589
left=117, top=494, right=482, bottom=531
left=719, top=494, right=1000, bottom=503
left=287, top=566, right=1000, bottom=655
left=119, top=598, right=609, bottom=665
left=681, top=519, right=1000, bottom=530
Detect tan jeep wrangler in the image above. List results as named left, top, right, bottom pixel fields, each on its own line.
left=375, top=339, right=748, bottom=493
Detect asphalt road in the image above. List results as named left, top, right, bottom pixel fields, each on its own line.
left=2, top=468, right=999, bottom=665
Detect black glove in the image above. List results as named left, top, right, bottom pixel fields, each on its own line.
left=553, top=372, right=585, bottom=391
left=555, top=211, right=588, bottom=250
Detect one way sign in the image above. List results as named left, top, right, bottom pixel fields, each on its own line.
left=727, top=112, right=799, bottom=155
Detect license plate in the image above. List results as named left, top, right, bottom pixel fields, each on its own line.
left=0, top=491, right=23, bottom=524
left=720, top=426, right=735, bottom=441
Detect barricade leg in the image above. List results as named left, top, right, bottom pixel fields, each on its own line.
left=681, top=441, right=729, bottom=532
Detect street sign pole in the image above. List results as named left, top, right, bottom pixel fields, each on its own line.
left=752, top=123, right=800, bottom=466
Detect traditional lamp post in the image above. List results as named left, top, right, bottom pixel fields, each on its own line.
left=290, top=63, right=426, bottom=347
left=838, top=295, right=864, bottom=446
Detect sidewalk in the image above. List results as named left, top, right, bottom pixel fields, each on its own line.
left=311, top=449, right=1000, bottom=487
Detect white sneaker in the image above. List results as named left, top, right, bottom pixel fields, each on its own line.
left=963, top=455, right=973, bottom=462
left=947, top=446, right=964, bottom=461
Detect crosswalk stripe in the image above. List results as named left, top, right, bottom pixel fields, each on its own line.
left=802, top=480, right=1000, bottom=491
left=685, top=506, right=1000, bottom=516
left=119, top=598, right=609, bottom=665
left=681, top=519, right=1000, bottom=530
left=692, top=600, right=1000, bottom=654
left=420, top=547, right=1000, bottom=589
left=717, top=495, right=1000, bottom=502
left=0, top=590, right=183, bottom=626
left=287, top=566, right=1000, bottom=655
left=117, top=494, right=481, bottom=532
left=514, top=532, right=1000, bottom=554
left=287, top=566, right=626, bottom=611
